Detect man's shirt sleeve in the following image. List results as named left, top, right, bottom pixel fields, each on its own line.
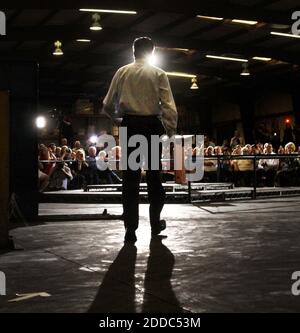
left=103, top=69, right=120, bottom=119
left=159, top=72, right=178, bottom=137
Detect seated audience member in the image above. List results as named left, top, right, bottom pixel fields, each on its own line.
left=73, top=140, right=82, bottom=151
left=69, top=149, right=89, bottom=189
left=47, top=161, right=73, bottom=191
left=276, top=142, right=300, bottom=186
left=257, top=143, right=279, bottom=187
left=234, top=146, right=254, bottom=186
left=278, top=145, right=285, bottom=155
left=96, top=150, right=122, bottom=184
left=48, top=143, right=57, bottom=156
left=55, top=146, right=62, bottom=159
left=111, top=145, right=122, bottom=161
left=39, top=144, right=55, bottom=175
left=219, top=146, right=233, bottom=182
left=61, top=146, right=72, bottom=162
left=214, top=146, right=223, bottom=156
left=86, top=146, right=100, bottom=185
left=232, top=144, right=242, bottom=156
left=204, top=146, right=218, bottom=182
left=258, top=143, right=264, bottom=154
left=71, top=150, right=77, bottom=160
left=231, top=145, right=242, bottom=173
left=111, top=145, right=122, bottom=171
left=193, top=146, right=202, bottom=157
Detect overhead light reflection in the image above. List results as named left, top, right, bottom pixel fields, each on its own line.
left=166, top=72, right=197, bottom=78
left=196, top=15, right=223, bottom=21
left=232, top=19, right=258, bottom=25
left=252, top=56, right=272, bottom=61
left=206, top=55, right=248, bottom=62
left=76, top=39, right=91, bottom=42
left=80, top=8, right=137, bottom=14
left=270, top=31, right=300, bottom=39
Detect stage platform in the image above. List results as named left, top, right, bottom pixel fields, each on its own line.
left=2, top=198, right=300, bottom=312
left=40, top=183, right=300, bottom=204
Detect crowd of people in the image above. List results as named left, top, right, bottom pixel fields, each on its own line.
left=38, top=138, right=122, bottom=192
left=198, top=131, right=300, bottom=187
left=38, top=132, right=300, bottom=192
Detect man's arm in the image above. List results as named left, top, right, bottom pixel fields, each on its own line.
left=102, top=69, right=120, bottom=122
left=159, top=72, right=178, bottom=137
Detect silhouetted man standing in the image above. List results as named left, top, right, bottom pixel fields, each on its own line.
left=103, top=37, right=177, bottom=242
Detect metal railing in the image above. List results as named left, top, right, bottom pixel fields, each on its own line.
left=187, top=154, right=300, bottom=202
left=39, top=154, right=300, bottom=202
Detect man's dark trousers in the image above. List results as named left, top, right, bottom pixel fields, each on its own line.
left=121, top=115, right=166, bottom=233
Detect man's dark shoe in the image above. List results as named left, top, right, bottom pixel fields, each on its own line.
left=124, top=230, right=137, bottom=243
left=151, top=220, right=166, bottom=236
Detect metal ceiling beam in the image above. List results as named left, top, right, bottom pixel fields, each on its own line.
left=1, top=1, right=292, bottom=25
left=1, top=24, right=299, bottom=64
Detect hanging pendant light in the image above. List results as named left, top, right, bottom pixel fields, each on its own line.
left=240, top=63, right=250, bottom=76
left=53, top=40, right=63, bottom=56
left=90, top=13, right=103, bottom=31
left=190, top=77, right=199, bottom=89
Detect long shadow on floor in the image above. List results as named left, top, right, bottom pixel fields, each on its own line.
left=88, top=243, right=137, bottom=313
left=88, top=237, right=182, bottom=313
left=142, top=236, right=183, bottom=313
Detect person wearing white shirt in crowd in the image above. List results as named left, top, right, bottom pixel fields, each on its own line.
left=257, top=143, right=279, bottom=186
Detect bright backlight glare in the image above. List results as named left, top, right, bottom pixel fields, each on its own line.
left=89, top=135, right=98, bottom=144
left=36, top=116, right=46, bottom=129
left=147, top=54, right=159, bottom=66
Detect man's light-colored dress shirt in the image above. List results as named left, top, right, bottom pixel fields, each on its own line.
left=103, top=58, right=178, bottom=137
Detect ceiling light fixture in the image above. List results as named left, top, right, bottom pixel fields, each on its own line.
left=166, top=72, right=197, bottom=78
left=232, top=19, right=258, bottom=25
left=270, top=31, right=300, bottom=39
left=206, top=55, right=248, bottom=62
left=80, top=8, right=137, bottom=14
left=196, top=15, right=224, bottom=21
left=53, top=40, right=63, bottom=56
left=190, top=77, right=199, bottom=89
left=76, top=39, right=91, bottom=42
left=157, top=47, right=192, bottom=54
left=90, top=13, right=103, bottom=31
left=252, top=56, right=272, bottom=61
left=240, top=63, right=250, bottom=76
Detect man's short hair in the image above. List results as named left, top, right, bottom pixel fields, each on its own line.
left=133, top=37, right=154, bottom=59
